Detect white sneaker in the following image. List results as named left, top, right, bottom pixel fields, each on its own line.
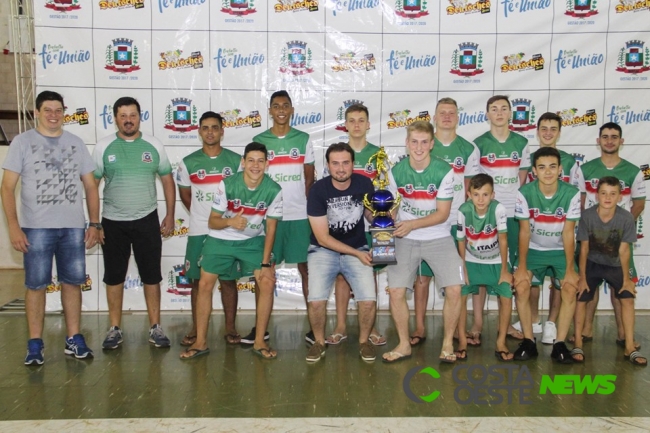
left=542, top=321, right=557, bottom=345
left=513, top=321, right=542, bottom=333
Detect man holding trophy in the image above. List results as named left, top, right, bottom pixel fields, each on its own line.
left=383, top=121, right=465, bottom=363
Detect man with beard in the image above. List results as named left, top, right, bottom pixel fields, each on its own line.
left=93, top=96, right=176, bottom=350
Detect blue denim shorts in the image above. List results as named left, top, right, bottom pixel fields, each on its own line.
left=307, top=245, right=376, bottom=302
left=22, top=228, right=86, bottom=290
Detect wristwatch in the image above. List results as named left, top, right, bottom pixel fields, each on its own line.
left=88, top=222, right=103, bottom=230
left=260, top=263, right=272, bottom=268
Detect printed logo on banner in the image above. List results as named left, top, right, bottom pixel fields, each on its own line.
left=99, top=103, right=151, bottom=130
left=47, top=274, right=92, bottom=293
left=565, top=0, right=598, bottom=17
left=280, top=40, right=314, bottom=75
left=332, top=52, right=376, bottom=72
left=446, top=0, right=491, bottom=15
left=274, top=0, right=319, bottom=12
left=554, top=49, right=604, bottom=74
left=615, top=0, right=650, bottom=13
left=291, top=110, right=323, bottom=127
left=615, top=40, right=650, bottom=75
left=45, top=0, right=81, bottom=12
left=501, top=0, right=551, bottom=17
left=105, top=38, right=141, bottom=73
left=386, top=49, right=437, bottom=75
left=158, top=0, right=205, bottom=13
left=450, top=42, right=484, bottom=77
left=38, top=44, right=91, bottom=71
left=606, top=104, right=650, bottom=126
left=220, top=0, right=257, bottom=15
left=500, top=52, right=544, bottom=73
left=457, top=106, right=488, bottom=127
left=219, top=109, right=262, bottom=129
left=335, top=99, right=364, bottom=131
left=163, top=98, right=199, bottom=133
left=167, top=264, right=192, bottom=296
left=509, top=98, right=536, bottom=132
left=331, top=0, right=380, bottom=16
left=395, top=0, right=430, bottom=17
left=556, top=108, right=598, bottom=128
left=64, top=108, right=90, bottom=126
left=387, top=110, right=432, bottom=129
left=99, top=0, right=145, bottom=10
left=158, top=50, right=204, bottom=71
left=214, top=48, right=265, bottom=74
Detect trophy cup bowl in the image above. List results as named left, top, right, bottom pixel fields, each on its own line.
left=369, top=189, right=396, bottom=228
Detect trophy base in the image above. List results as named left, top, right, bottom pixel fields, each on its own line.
left=369, top=227, right=397, bottom=265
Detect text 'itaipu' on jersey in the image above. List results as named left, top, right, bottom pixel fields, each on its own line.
left=431, top=135, right=480, bottom=226
left=209, top=172, right=282, bottom=241
left=387, top=156, right=455, bottom=241
left=176, top=148, right=241, bottom=236
left=574, top=158, right=646, bottom=212
left=93, top=132, right=172, bottom=221
left=474, top=131, right=530, bottom=218
left=527, top=148, right=578, bottom=185
left=253, top=128, right=315, bottom=221
left=456, top=200, right=508, bottom=265
left=515, top=180, right=581, bottom=251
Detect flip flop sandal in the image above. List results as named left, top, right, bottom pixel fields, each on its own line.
left=455, top=349, right=468, bottom=361
left=179, top=347, right=209, bottom=360
left=410, top=335, right=426, bottom=346
left=382, top=351, right=412, bottom=363
left=626, top=351, right=648, bottom=366
left=253, top=347, right=277, bottom=359
left=180, top=334, right=197, bottom=347
left=369, top=334, right=387, bottom=346
left=494, top=350, right=514, bottom=362
left=506, top=330, right=524, bottom=340
left=439, top=351, right=457, bottom=364
left=467, top=332, right=481, bottom=347
left=326, top=333, right=348, bottom=345
left=224, top=333, right=241, bottom=344
left=570, top=347, right=585, bottom=363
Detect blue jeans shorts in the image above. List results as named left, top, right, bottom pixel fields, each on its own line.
left=307, top=245, right=376, bottom=302
left=22, top=228, right=86, bottom=290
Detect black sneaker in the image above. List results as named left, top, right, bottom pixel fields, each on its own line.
left=305, top=330, right=316, bottom=345
left=551, top=341, right=575, bottom=364
left=513, top=338, right=538, bottom=361
left=240, top=327, right=270, bottom=345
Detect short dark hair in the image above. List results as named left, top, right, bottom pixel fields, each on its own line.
left=597, top=176, right=622, bottom=192
left=270, top=90, right=292, bottom=107
left=244, top=142, right=267, bottom=159
left=36, top=90, right=64, bottom=111
left=199, top=111, right=223, bottom=128
left=326, top=142, right=355, bottom=163
left=599, top=122, right=622, bottom=137
left=113, top=96, right=141, bottom=117
left=468, top=173, right=494, bottom=191
left=537, top=112, right=562, bottom=130
left=532, top=146, right=561, bottom=167
left=344, top=104, right=369, bottom=120
left=486, top=95, right=510, bottom=112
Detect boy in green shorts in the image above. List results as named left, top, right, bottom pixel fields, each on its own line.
left=513, top=147, right=581, bottom=362
left=180, top=142, right=282, bottom=360
left=456, top=174, right=513, bottom=361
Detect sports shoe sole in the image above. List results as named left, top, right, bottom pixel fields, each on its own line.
left=148, top=338, right=171, bottom=348
left=64, top=348, right=93, bottom=359
left=24, top=358, right=44, bottom=366
left=102, top=339, right=123, bottom=350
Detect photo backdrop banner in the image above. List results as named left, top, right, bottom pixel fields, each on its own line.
left=34, top=0, right=650, bottom=312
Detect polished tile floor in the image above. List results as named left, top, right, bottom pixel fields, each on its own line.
left=1, top=270, right=649, bottom=426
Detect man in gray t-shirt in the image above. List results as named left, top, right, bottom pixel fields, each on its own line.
left=574, top=176, right=646, bottom=365
left=1, top=90, right=101, bottom=366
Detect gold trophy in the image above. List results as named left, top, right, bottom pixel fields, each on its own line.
left=363, top=147, right=401, bottom=264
